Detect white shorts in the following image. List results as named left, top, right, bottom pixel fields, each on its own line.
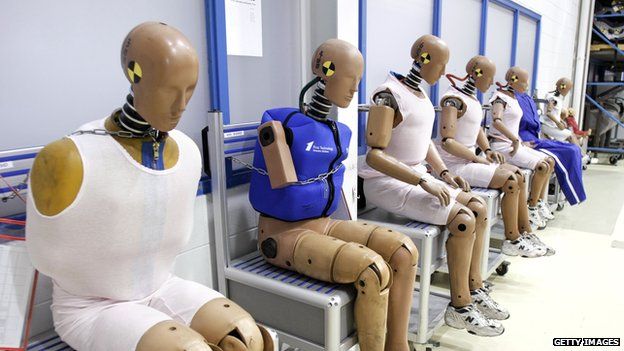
left=446, top=161, right=499, bottom=188
left=491, top=142, right=547, bottom=170
left=362, top=165, right=462, bottom=225
left=52, top=276, right=223, bottom=351
left=541, top=124, right=573, bottom=141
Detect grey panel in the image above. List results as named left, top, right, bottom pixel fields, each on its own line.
left=228, top=280, right=356, bottom=346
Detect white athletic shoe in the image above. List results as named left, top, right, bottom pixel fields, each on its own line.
left=502, top=236, right=547, bottom=258
left=538, top=200, right=555, bottom=220
left=524, top=233, right=555, bottom=256
left=528, top=207, right=546, bottom=230
left=471, top=288, right=510, bottom=320
left=444, top=303, right=504, bottom=337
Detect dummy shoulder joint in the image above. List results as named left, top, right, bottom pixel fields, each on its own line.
left=373, top=91, right=398, bottom=110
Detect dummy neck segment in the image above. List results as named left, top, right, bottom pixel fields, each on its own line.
left=461, top=77, right=477, bottom=96
left=115, top=89, right=162, bottom=140
left=403, top=61, right=423, bottom=92
left=306, top=79, right=332, bottom=119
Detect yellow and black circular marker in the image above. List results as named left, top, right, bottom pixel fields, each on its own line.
left=560, top=84, right=567, bottom=90
left=322, top=61, right=335, bottom=77
left=127, top=61, right=143, bottom=84
left=420, top=52, right=431, bottom=64
left=510, top=75, right=518, bottom=83
left=475, top=68, right=483, bottom=77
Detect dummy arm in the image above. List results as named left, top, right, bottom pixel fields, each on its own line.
left=439, top=97, right=488, bottom=164
left=365, top=91, right=424, bottom=185
left=426, top=140, right=471, bottom=191
left=365, top=91, right=451, bottom=205
left=491, top=99, right=520, bottom=155
left=476, top=129, right=505, bottom=163
left=258, top=121, right=298, bottom=189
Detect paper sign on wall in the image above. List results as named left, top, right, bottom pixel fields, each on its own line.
left=225, top=0, right=263, bottom=57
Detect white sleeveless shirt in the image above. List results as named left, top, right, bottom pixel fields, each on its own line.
left=359, top=72, right=435, bottom=179
left=487, top=90, right=523, bottom=143
left=436, top=87, right=483, bottom=164
left=540, top=91, right=563, bottom=128
left=26, top=118, right=202, bottom=300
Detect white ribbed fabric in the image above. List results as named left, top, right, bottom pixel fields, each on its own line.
left=26, top=118, right=202, bottom=300
left=487, top=90, right=524, bottom=143
left=359, top=72, right=435, bottom=179
left=540, top=91, right=563, bottom=129
left=436, top=87, right=483, bottom=164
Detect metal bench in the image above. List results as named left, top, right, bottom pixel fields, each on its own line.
left=205, top=111, right=359, bottom=351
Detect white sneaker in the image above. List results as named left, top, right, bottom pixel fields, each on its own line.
left=524, top=233, right=555, bottom=256
left=528, top=207, right=546, bottom=230
left=502, top=236, right=547, bottom=258
left=444, top=303, right=504, bottom=337
left=538, top=201, right=555, bottom=221
left=471, top=288, right=510, bottom=320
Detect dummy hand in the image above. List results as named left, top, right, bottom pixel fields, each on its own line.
left=453, top=175, right=471, bottom=192
left=486, top=150, right=505, bottom=164
left=510, top=139, right=520, bottom=156
left=420, top=179, right=451, bottom=207
left=522, top=141, right=536, bottom=148
left=473, top=155, right=490, bottom=165
left=556, top=120, right=567, bottom=130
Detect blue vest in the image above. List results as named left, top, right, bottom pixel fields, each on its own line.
left=249, top=108, right=351, bottom=221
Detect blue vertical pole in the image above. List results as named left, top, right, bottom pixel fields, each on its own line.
left=206, top=0, right=231, bottom=124
left=478, top=0, right=488, bottom=103
left=510, top=9, right=519, bottom=67
left=431, top=0, right=442, bottom=105
left=531, top=19, right=541, bottom=95
left=358, top=0, right=367, bottom=155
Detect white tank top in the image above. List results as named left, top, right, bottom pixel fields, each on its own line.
left=359, top=72, right=435, bottom=179
left=540, top=92, right=563, bottom=128
left=436, top=87, right=483, bottom=164
left=487, top=90, right=523, bottom=143
left=26, top=118, right=202, bottom=300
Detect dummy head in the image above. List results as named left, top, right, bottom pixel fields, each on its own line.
left=504, top=66, right=529, bottom=93
left=410, top=35, right=449, bottom=85
left=466, top=56, right=496, bottom=93
left=556, top=77, right=573, bottom=96
left=311, top=39, right=364, bottom=108
left=121, top=22, right=199, bottom=132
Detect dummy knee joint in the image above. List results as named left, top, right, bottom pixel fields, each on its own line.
left=137, top=320, right=213, bottom=351
left=467, top=197, right=487, bottom=225
left=448, top=209, right=476, bottom=237
left=357, top=263, right=392, bottom=295
left=535, top=160, right=549, bottom=174
left=502, top=175, right=519, bottom=194
left=367, top=226, right=418, bottom=266
left=514, top=170, right=526, bottom=183
left=332, top=242, right=391, bottom=289
left=191, top=298, right=270, bottom=351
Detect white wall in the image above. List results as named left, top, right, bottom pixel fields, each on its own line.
left=0, top=0, right=210, bottom=151
left=512, top=0, right=584, bottom=111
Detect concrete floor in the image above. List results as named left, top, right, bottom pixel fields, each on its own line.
left=430, top=163, right=624, bottom=351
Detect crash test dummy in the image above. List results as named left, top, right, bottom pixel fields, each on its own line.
left=541, top=78, right=580, bottom=147
left=27, top=22, right=273, bottom=351
left=248, top=39, right=418, bottom=351
left=488, top=67, right=557, bottom=231
left=438, top=56, right=552, bottom=257
left=358, top=35, right=505, bottom=337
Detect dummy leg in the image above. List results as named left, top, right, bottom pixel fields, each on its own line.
left=137, top=320, right=216, bottom=351
left=455, top=193, right=487, bottom=291
left=528, top=159, right=551, bottom=206
left=257, top=217, right=390, bottom=351
left=515, top=170, right=533, bottom=233
left=488, top=167, right=521, bottom=241
left=327, top=221, right=418, bottom=351
left=190, top=298, right=275, bottom=351
left=445, top=205, right=476, bottom=307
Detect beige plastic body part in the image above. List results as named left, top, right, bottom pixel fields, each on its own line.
left=258, top=121, right=297, bottom=189
left=445, top=207, right=476, bottom=307
left=190, top=297, right=272, bottom=351
left=137, top=320, right=213, bottom=351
